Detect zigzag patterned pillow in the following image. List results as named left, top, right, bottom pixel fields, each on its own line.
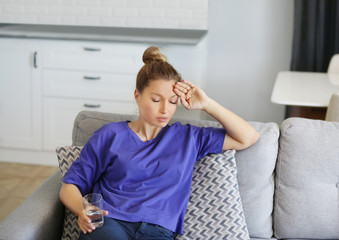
left=56, top=146, right=83, bottom=240
left=177, top=150, right=250, bottom=240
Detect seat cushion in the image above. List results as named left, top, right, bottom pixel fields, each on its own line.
left=274, top=118, right=339, bottom=239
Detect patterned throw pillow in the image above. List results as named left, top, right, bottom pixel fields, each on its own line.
left=176, top=150, right=250, bottom=240
left=56, top=146, right=83, bottom=240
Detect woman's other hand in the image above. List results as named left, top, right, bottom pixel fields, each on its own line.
left=78, top=209, right=109, bottom=234
left=59, top=183, right=110, bottom=235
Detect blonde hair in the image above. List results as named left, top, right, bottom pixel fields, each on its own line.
left=136, top=46, right=182, bottom=92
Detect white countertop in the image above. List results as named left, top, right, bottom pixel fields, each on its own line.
left=0, top=24, right=207, bottom=45
left=271, top=71, right=339, bottom=107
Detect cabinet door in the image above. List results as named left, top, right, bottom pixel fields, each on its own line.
left=0, top=39, right=42, bottom=149
left=43, top=97, right=137, bottom=150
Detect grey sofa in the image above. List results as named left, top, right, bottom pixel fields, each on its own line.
left=1, top=111, right=339, bottom=240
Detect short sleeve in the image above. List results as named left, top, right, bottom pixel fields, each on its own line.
left=193, top=125, right=226, bottom=160
left=63, top=126, right=112, bottom=195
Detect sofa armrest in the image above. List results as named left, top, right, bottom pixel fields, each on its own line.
left=0, top=170, right=64, bottom=240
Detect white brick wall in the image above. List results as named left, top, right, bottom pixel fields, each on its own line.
left=0, top=0, right=208, bottom=30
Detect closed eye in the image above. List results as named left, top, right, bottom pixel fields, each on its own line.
left=170, top=97, right=178, bottom=105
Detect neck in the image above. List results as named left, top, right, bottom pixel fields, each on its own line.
left=128, top=119, right=162, bottom=141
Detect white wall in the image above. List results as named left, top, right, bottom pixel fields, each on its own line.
left=156, top=0, right=293, bottom=123
left=204, top=0, right=293, bottom=123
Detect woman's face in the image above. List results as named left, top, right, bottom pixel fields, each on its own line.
left=135, top=79, right=178, bottom=128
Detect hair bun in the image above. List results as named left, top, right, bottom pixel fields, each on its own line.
left=142, top=46, right=167, bottom=64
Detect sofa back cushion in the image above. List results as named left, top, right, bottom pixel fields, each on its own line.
left=236, top=122, right=279, bottom=238
left=274, top=118, right=339, bottom=239
left=72, top=111, right=279, bottom=238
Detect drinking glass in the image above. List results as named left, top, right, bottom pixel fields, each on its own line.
left=82, top=193, right=104, bottom=228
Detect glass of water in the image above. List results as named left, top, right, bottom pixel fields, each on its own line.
left=82, top=193, right=104, bottom=228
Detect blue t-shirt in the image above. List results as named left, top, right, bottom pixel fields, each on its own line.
left=63, top=121, right=225, bottom=234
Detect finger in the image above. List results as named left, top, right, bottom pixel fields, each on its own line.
left=103, top=210, right=109, bottom=216
left=82, top=217, right=92, bottom=227
left=85, top=218, right=96, bottom=231
left=173, top=87, right=186, bottom=97
left=174, top=85, right=189, bottom=94
left=89, top=225, right=96, bottom=232
left=176, top=81, right=190, bottom=89
left=179, top=96, right=191, bottom=109
left=176, top=82, right=191, bottom=92
left=79, top=215, right=95, bottom=233
left=83, top=222, right=95, bottom=233
left=79, top=224, right=86, bottom=234
left=181, top=80, right=196, bottom=88
left=79, top=222, right=89, bottom=234
left=186, top=87, right=196, bottom=99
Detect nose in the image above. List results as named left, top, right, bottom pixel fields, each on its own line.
left=160, top=101, right=168, bottom=114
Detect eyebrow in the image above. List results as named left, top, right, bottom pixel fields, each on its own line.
left=151, top=93, right=178, bottom=98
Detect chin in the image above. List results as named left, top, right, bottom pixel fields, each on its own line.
left=155, top=121, right=169, bottom=127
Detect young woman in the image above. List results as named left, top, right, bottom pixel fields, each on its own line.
left=59, top=46, right=260, bottom=240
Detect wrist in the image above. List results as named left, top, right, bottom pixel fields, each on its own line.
left=202, top=97, right=214, bottom=112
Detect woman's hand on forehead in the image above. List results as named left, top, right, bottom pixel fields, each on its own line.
left=173, top=80, right=210, bottom=111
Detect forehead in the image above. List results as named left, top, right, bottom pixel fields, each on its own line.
left=144, top=79, right=177, bottom=96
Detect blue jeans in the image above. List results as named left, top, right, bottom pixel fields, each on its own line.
left=79, top=217, right=175, bottom=240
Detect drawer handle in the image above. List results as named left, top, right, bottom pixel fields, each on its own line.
left=83, top=76, right=101, bottom=80
left=83, top=47, right=101, bottom=52
left=84, top=104, right=101, bottom=108
left=33, top=51, right=38, bottom=68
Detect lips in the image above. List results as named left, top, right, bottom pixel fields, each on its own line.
left=157, top=117, right=168, bottom=122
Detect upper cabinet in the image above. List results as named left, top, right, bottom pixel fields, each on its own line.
left=0, top=1, right=208, bottom=30
left=0, top=1, right=208, bottom=45
left=0, top=38, right=42, bottom=150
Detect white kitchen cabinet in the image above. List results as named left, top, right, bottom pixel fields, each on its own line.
left=0, top=38, right=42, bottom=150
left=42, top=40, right=145, bottom=151
left=0, top=37, right=201, bottom=164
left=42, top=69, right=136, bottom=101
left=42, top=41, right=144, bottom=73
left=0, top=37, right=146, bottom=158
left=43, top=97, right=137, bottom=150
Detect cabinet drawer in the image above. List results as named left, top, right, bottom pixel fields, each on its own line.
left=43, top=69, right=135, bottom=101
left=43, top=97, right=137, bottom=150
left=43, top=42, right=145, bottom=72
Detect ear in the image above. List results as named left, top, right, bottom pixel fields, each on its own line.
left=134, top=89, right=140, bottom=105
